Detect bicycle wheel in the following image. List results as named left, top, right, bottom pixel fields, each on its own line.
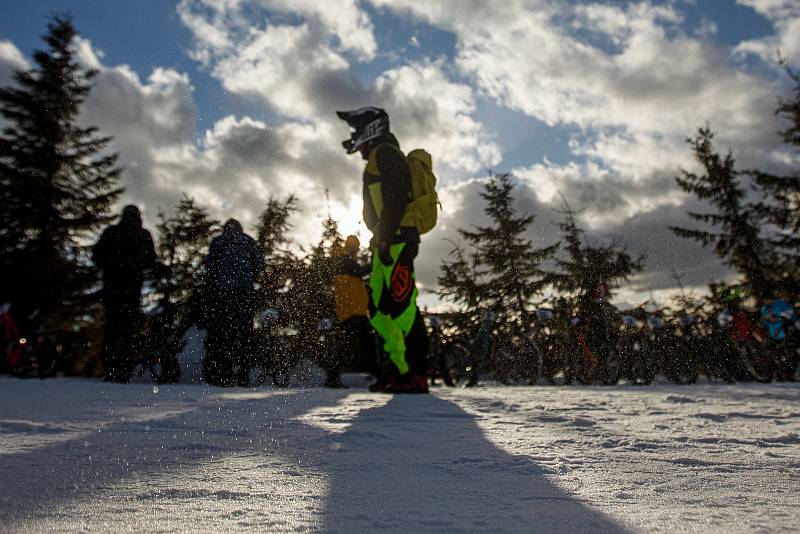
left=270, top=349, right=300, bottom=388
left=539, top=338, right=562, bottom=385
left=435, top=350, right=456, bottom=387
left=599, top=344, right=622, bottom=385
left=491, top=340, right=536, bottom=385
left=665, top=340, right=698, bottom=385
left=740, top=344, right=776, bottom=383
left=442, top=342, right=476, bottom=387
left=271, top=370, right=292, bottom=388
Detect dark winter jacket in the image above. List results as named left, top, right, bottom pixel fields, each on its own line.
left=362, top=133, right=419, bottom=247
left=332, top=255, right=371, bottom=279
left=206, top=228, right=265, bottom=290
left=93, top=209, right=156, bottom=296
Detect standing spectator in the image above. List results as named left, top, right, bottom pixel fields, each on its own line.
left=329, top=235, right=374, bottom=388
left=336, top=107, right=435, bottom=393
left=93, top=205, right=156, bottom=382
left=760, top=293, right=796, bottom=342
left=204, top=219, right=265, bottom=387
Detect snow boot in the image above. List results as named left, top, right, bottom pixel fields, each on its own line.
left=368, top=376, right=393, bottom=393
left=386, top=373, right=429, bottom=394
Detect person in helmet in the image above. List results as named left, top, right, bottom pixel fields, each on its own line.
left=336, top=107, right=429, bottom=393
left=718, top=287, right=758, bottom=343
left=93, top=205, right=157, bottom=382
left=759, top=292, right=796, bottom=342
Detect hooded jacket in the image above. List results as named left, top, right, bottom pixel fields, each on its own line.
left=206, top=227, right=265, bottom=290
left=93, top=208, right=156, bottom=295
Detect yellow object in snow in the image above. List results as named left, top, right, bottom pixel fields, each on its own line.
left=333, top=274, right=369, bottom=322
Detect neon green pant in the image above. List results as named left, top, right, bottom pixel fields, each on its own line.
left=369, top=242, right=420, bottom=375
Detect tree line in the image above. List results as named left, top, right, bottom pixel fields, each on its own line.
left=0, top=15, right=797, bottom=377
left=438, top=58, right=800, bottom=324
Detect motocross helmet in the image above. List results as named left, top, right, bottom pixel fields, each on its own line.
left=336, top=107, right=389, bottom=154
left=720, top=287, right=743, bottom=302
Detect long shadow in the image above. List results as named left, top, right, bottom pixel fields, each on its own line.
left=320, top=394, right=630, bottom=533
left=0, top=381, right=345, bottom=529
left=1, top=381, right=631, bottom=532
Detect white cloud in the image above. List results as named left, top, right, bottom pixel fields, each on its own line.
left=735, top=0, right=800, bottom=63
left=256, top=0, right=377, bottom=61
left=178, top=0, right=501, bottom=176
left=0, top=40, right=28, bottom=87
left=374, top=61, right=502, bottom=175
left=368, top=2, right=790, bottom=213
left=368, top=0, right=791, bottom=300
left=7, top=1, right=794, bottom=303
left=67, top=35, right=358, bottom=245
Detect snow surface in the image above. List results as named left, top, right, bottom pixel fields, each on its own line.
left=1, top=377, right=799, bottom=533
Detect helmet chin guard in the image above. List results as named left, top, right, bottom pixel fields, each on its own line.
left=336, top=107, right=389, bottom=154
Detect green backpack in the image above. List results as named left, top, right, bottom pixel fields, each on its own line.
left=401, top=149, right=440, bottom=234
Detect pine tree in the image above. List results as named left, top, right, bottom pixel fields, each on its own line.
left=551, top=202, right=644, bottom=313
left=671, top=126, right=776, bottom=298
left=776, top=56, right=800, bottom=148
left=752, top=59, right=800, bottom=296
left=272, top=215, right=343, bottom=364
left=153, top=196, right=220, bottom=324
left=437, top=241, right=484, bottom=313
left=310, top=214, right=345, bottom=263
left=307, top=214, right=344, bottom=307
left=0, top=14, right=122, bottom=329
left=254, top=195, right=299, bottom=305
left=447, top=172, right=557, bottom=321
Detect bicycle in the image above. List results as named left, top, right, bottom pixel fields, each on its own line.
left=433, top=310, right=494, bottom=387
left=130, top=305, right=183, bottom=384
left=251, top=308, right=303, bottom=387
left=3, top=306, right=61, bottom=379
left=426, top=315, right=455, bottom=387
left=564, top=303, right=621, bottom=385
left=490, top=312, right=543, bottom=385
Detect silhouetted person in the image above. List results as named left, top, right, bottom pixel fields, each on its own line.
left=93, top=205, right=156, bottom=382
left=329, top=235, right=374, bottom=388
left=337, top=107, right=432, bottom=393
left=203, top=219, right=265, bottom=387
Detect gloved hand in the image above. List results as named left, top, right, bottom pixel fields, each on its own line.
left=378, top=241, right=393, bottom=266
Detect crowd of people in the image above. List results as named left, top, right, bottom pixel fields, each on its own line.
left=90, top=107, right=434, bottom=393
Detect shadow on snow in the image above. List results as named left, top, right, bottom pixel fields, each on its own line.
left=0, top=380, right=628, bottom=532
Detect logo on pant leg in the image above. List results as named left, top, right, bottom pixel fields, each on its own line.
left=390, top=265, right=413, bottom=302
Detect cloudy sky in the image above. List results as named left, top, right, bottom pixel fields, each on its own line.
left=1, top=0, right=798, bottom=309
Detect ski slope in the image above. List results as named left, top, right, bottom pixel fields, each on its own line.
left=1, top=377, right=799, bottom=533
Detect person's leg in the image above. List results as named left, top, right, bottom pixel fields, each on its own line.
left=352, top=316, right=376, bottom=373
left=102, top=292, right=133, bottom=382
left=404, top=312, right=430, bottom=376
left=368, top=241, right=427, bottom=392
left=323, top=321, right=346, bottom=388
left=102, top=300, right=122, bottom=381
left=116, top=290, right=142, bottom=382
left=203, top=292, right=227, bottom=386
left=233, top=289, right=254, bottom=387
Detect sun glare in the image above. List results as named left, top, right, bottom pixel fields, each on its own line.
left=329, top=194, right=371, bottom=244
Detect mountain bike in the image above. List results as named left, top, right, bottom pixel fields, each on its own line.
left=3, top=305, right=61, bottom=379
left=426, top=315, right=455, bottom=387
left=564, top=303, right=621, bottom=385
left=433, top=310, right=494, bottom=387
left=251, top=308, right=303, bottom=387
left=130, top=305, right=183, bottom=384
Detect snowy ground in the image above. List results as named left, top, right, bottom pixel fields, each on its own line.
left=1, top=377, right=799, bottom=533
